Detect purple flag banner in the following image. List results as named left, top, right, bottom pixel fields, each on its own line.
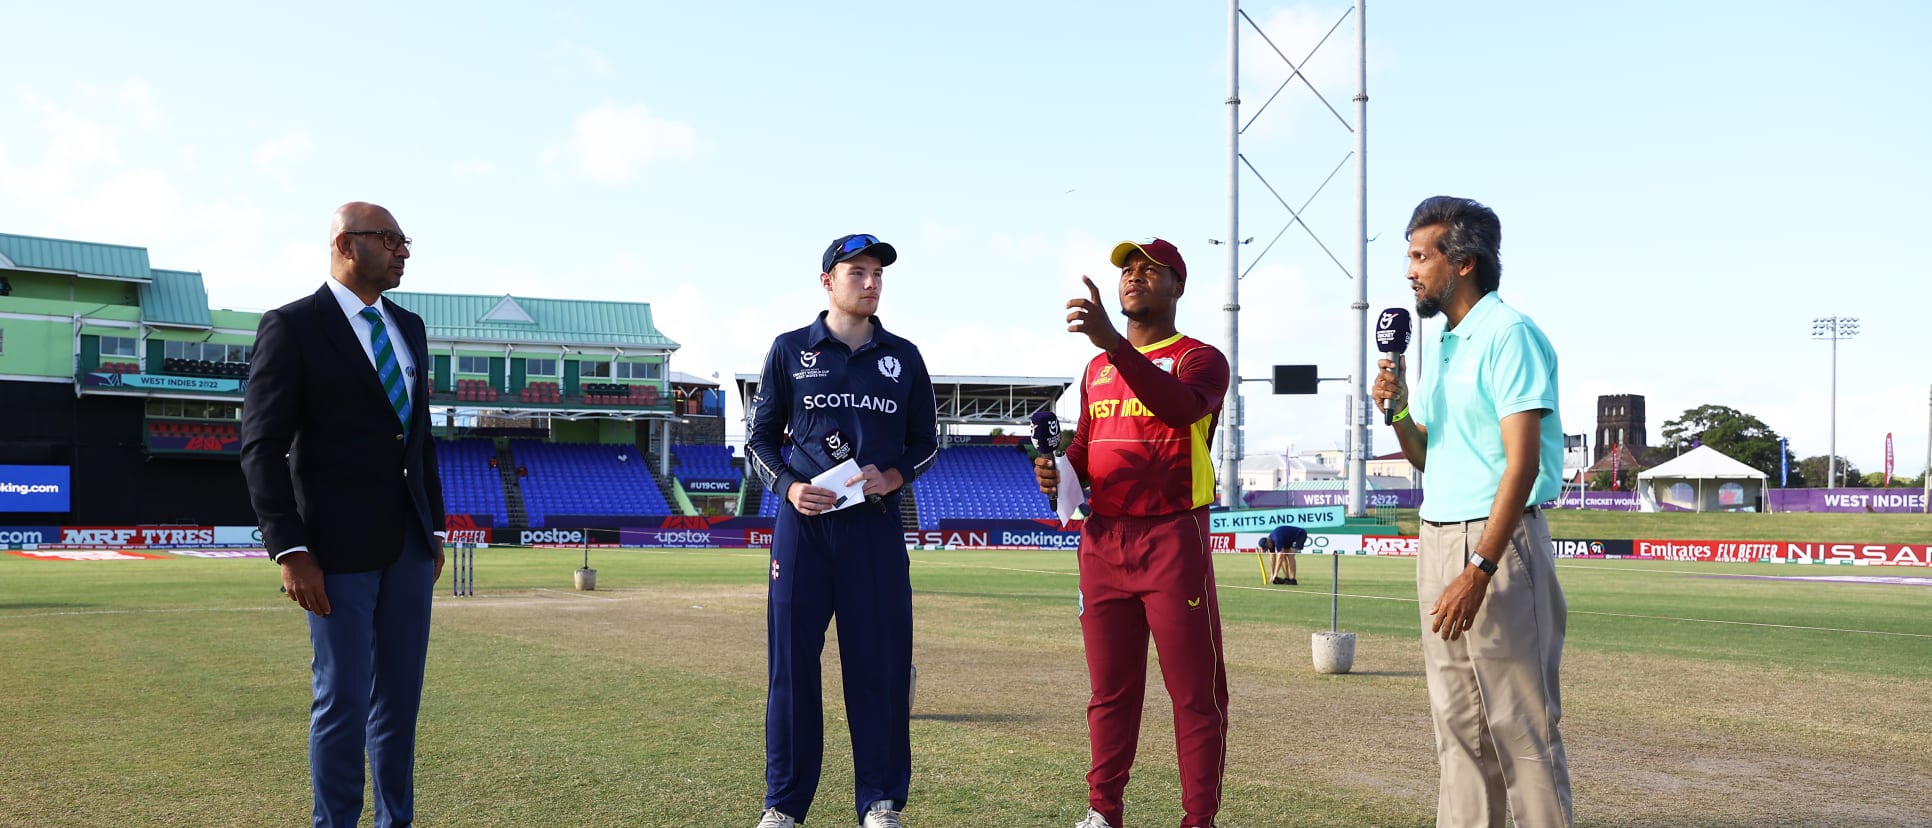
left=1767, top=488, right=1928, bottom=514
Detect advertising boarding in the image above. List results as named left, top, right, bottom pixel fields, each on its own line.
left=0, top=465, right=71, bottom=512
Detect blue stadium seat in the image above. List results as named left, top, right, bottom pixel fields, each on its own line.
left=432, top=438, right=511, bottom=527
left=910, top=444, right=1054, bottom=530
left=671, top=443, right=744, bottom=491
left=509, top=440, right=671, bottom=527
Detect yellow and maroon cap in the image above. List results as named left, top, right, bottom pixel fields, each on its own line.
left=1108, top=238, right=1187, bottom=281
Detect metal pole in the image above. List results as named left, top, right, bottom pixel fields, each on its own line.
left=1923, top=384, right=1930, bottom=513
left=1829, top=332, right=1841, bottom=487
left=1330, top=552, right=1340, bottom=631
left=1346, top=0, right=1369, bottom=517
left=1220, top=0, right=1243, bottom=509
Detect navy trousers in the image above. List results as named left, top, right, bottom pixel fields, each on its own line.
left=765, top=497, right=913, bottom=823
left=308, top=527, right=436, bottom=828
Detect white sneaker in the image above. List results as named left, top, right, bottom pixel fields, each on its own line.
left=861, top=799, right=903, bottom=828
left=1075, top=809, right=1114, bottom=828
left=756, top=807, right=797, bottom=828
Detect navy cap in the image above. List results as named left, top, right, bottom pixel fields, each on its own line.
left=821, top=233, right=898, bottom=272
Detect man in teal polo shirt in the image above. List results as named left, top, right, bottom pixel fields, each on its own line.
left=1373, top=196, right=1572, bottom=828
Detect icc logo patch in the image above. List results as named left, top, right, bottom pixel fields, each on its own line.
left=878, top=355, right=901, bottom=381
left=1152, top=357, right=1175, bottom=373
left=799, top=351, right=819, bottom=369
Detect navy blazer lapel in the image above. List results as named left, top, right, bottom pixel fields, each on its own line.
left=384, top=298, right=436, bottom=441
left=310, top=285, right=394, bottom=408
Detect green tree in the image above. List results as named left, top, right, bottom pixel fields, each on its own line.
left=1637, top=446, right=1677, bottom=468
left=1659, top=405, right=1799, bottom=481
left=1588, top=470, right=1634, bottom=492
left=1798, top=455, right=1866, bottom=488
left=1864, top=470, right=1921, bottom=488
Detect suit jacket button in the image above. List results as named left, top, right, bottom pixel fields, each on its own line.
left=404, top=468, right=410, bottom=478
left=395, top=434, right=405, bottom=442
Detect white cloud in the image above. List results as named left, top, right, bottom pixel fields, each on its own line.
left=52, top=168, right=178, bottom=243
left=253, top=130, right=314, bottom=171
left=122, top=79, right=162, bottom=128
left=41, top=105, right=121, bottom=169
left=564, top=102, right=701, bottom=183
left=0, top=90, right=309, bottom=311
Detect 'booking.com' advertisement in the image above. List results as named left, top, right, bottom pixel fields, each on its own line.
left=0, top=466, right=72, bottom=512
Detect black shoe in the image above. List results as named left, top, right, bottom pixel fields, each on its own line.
left=1285, top=578, right=1298, bottom=585
left=1271, top=577, right=1286, bottom=585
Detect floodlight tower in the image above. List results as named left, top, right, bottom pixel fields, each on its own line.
left=1810, top=316, right=1859, bottom=487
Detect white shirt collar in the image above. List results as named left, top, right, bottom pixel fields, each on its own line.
left=325, top=277, right=385, bottom=322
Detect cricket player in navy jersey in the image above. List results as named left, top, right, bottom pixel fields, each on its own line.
left=1268, top=524, right=1307, bottom=585
left=745, top=233, right=939, bottom=828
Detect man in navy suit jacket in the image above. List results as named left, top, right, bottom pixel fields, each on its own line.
left=241, top=201, right=446, bottom=828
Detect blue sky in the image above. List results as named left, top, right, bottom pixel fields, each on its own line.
left=2, top=1, right=1927, bottom=475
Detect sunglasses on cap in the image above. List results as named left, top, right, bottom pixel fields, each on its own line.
left=839, top=234, right=880, bottom=255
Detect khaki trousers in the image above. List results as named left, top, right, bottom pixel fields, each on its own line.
left=1418, top=509, right=1572, bottom=828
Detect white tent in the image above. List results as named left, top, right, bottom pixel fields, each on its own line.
left=1635, top=445, right=1769, bottom=513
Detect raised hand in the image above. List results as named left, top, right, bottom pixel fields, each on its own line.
left=1066, top=275, right=1122, bottom=353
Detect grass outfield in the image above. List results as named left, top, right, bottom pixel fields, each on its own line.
left=1384, top=508, right=1932, bottom=543
left=3, top=548, right=1929, bottom=827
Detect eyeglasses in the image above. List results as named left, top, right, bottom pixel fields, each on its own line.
left=343, top=230, right=413, bottom=252
left=839, top=234, right=879, bottom=254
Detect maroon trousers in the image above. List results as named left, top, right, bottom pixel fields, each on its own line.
left=1078, top=508, right=1229, bottom=828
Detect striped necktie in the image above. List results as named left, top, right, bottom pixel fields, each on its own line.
left=359, top=307, right=412, bottom=433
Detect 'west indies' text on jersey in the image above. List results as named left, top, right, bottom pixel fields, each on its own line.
left=1067, top=333, right=1230, bottom=518
left=746, top=312, right=939, bottom=500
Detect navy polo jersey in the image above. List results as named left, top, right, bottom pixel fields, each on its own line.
left=746, top=312, right=939, bottom=500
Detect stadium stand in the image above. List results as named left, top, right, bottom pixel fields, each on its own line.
left=146, top=419, right=239, bottom=440
left=435, top=438, right=511, bottom=527
left=160, top=357, right=249, bottom=377
left=911, top=445, right=1053, bottom=530
left=519, top=381, right=562, bottom=404
left=510, top=440, right=670, bottom=527
left=582, top=382, right=660, bottom=406
left=455, top=379, right=500, bottom=402
left=671, top=443, right=741, bottom=489
left=749, top=444, right=1050, bottom=526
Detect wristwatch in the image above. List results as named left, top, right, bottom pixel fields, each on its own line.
left=1467, top=552, right=1498, bottom=576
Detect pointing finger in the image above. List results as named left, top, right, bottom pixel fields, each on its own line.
left=1082, top=275, right=1103, bottom=306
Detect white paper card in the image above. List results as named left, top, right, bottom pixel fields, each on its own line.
left=1055, top=454, right=1087, bottom=527
left=809, top=458, right=867, bottom=514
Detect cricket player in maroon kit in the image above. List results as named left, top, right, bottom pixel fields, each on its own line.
left=1036, top=238, right=1231, bottom=828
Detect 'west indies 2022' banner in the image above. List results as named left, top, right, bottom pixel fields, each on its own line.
left=1766, top=489, right=1927, bottom=514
